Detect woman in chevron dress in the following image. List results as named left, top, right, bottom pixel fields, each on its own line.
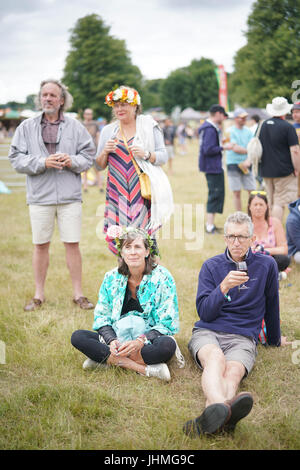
left=95, top=86, right=170, bottom=255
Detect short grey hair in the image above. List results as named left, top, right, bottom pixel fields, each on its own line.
left=224, top=211, right=254, bottom=236
left=35, top=78, right=73, bottom=111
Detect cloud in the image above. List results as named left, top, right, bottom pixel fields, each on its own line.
left=160, top=0, right=253, bottom=9
left=0, top=0, right=255, bottom=103
left=0, top=0, right=48, bottom=17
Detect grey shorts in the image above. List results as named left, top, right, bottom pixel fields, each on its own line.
left=227, top=167, right=256, bottom=191
left=166, top=145, right=175, bottom=159
left=188, top=328, right=257, bottom=375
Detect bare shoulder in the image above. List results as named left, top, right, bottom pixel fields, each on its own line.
left=270, top=216, right=283, bottom=230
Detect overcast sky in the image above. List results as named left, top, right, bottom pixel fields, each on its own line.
left=0, top=0, right=255, bottom=104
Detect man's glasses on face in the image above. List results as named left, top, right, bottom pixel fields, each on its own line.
left=225, top=234, right=250, bottom=243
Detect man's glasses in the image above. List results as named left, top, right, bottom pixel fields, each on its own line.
left=225, top=234, right=250, bottom=243
left=250, top=190, right=267, bottom=196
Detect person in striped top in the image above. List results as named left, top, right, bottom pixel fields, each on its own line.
left=95, top=86, right=171, bottom=255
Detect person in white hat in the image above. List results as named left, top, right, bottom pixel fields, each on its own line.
left=259, top=97, right=300, bottom=221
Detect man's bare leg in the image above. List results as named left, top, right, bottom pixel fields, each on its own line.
left=33, top=242, right=50, bottom=301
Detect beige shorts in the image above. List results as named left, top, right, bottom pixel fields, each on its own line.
left=29, top=202, right=82, bottom=245
left=263, top=173, right=298, bottom=208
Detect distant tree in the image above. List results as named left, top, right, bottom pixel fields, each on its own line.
left=161, top=58, right=219, bottom=114
left=6, top=101, right=23, bottom=110
left=161, top=68, right=193, bottom=114
left=25, top=94, right=37, bottom=110
left=189, top=59, right=219, bottom=110
left=141, top=79, right=164, bottom=110
left=63, top=14, right=143, bottom=119
left=229, top=0, right=300, bottom=107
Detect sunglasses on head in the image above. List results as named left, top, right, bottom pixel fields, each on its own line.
left=250, top=190, right=267, bottom=196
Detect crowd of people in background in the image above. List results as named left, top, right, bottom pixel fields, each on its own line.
left=198, top=98, right=300, bottom=276
left=5, top=79, right=300, bottom=439
left=0, top=122, right=17, bottom=141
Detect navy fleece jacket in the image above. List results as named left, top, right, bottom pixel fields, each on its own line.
left=198, top=120, right=223, bottom=174
left=195, top=249, right=281, bottom=345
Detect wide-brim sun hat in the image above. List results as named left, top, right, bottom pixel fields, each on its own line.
left=266, top=97, right=293, bottom=116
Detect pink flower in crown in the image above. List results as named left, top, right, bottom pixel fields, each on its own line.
left=106, top=225, right=123, bottom=240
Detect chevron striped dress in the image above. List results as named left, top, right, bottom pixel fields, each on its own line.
left=104, top=137, right=154, bottom=254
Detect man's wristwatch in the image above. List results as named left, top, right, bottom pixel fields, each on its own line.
left=144, top=151, right=151, bottom=161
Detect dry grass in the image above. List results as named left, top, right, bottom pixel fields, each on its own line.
left=0, top=138, right=299, bottom=450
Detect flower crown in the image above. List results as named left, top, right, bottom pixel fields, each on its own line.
left=106, top=225, right=158, bottom=257
left=105, top=86, right=141, bottom=107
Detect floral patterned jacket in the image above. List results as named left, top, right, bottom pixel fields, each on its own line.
left=92, top=265, right=179, bottom=336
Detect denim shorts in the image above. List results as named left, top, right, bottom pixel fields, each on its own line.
left=188, top=328, right=257, bottom=375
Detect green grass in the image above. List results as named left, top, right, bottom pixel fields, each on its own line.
left=0, top=139, right=299, bottom=450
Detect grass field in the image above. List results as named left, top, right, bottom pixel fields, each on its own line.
left=0, top=138, right=299, bottom=450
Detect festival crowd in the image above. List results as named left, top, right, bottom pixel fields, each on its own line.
left=7, top=79, right=300, bottom=438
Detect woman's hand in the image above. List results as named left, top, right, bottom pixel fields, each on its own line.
left=130, top=145, right=148, bottom=160
left=103, top=139, right=117, bottom=156
left=116, top=339, right=144, bottom=357
left=109, top=339, right=121, bottom=356
left=96, top=139, right=117, bottom=169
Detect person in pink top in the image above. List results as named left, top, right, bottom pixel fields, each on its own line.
left=247, top=191, right=290, bottom=273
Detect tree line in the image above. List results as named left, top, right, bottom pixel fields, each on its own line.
left=63, top=0, right=300, bottom=117
left=4, top=0, right=300, bottom=117
left=62, top=14, right=220, bottom=119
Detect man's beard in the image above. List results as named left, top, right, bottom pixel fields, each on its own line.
left=42, top=104, right=60, bottom=115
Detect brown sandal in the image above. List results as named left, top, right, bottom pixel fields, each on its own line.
left=73, top=296, right=94, bottom=310
left=24, top=298, right=44, bottom=312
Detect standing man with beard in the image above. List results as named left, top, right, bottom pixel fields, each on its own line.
left=9, top=79, right=96, bottom=311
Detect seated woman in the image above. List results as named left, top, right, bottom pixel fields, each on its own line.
left=71, top=226, right=179, bottom=381
left=247, top=191, right=290, bottom=272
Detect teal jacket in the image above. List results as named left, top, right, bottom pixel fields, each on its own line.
left=92, top=265, right=180, bottom=336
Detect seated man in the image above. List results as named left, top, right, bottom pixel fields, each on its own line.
left=184, top=211, right=289, bottom=437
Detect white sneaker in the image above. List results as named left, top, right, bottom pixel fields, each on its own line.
left=145, top=363, right=171, bottom=381
left=82, top=358, right=105, bottom=370
left=278, top=271, right=287, bottom=281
